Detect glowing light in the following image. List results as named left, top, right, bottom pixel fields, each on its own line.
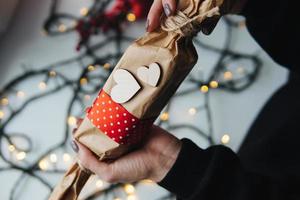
left=8, top=145, right=15, bottom=152
left=160, top=112, right=169, bottom=121
left=127, top=194, right=137, bottom=200
left=58, top=24, right=67, bottom=32
left=16, top=151, right=26, bottom=161
left=127, top=13, right=136, bottom=22
left=209, top=81, right=219, bottom=88
left=223, top=71, right=233, bottom=80
left=49, top=70, right=57, bottom=77
left=140, top=179, right=154, bottom=184
left=103, top=63, right=111, bottom=69
left=50, top=153, right=58, bottom=163
left=200, top=85, right=209, bottom=93
left=17, top=91, right=25, bottom=98
left=95, top=180, right=104, bottom=188
left=39, top=159, right=49, bottom=171
left=221, top=134, right=230, bottom=144
left=88, top=65, right=95, bottom=71
left=80, top=7, right=89, bottom=16
left=84, top=95, right=91, bottom=101
left=124, top=184, right=135, bottom=194
left=188, top=107, right=197, bottom=115
left=114, top=198, right=121, bottom=200
left=80, top=77, right=88, bottom=85
left=1, top=97, right=9, bottom=106
left=38, top=82, right=47, bottom=90
left=63, top=153, right=71, bottom=162
left=0, top=110, right=4, bottom=119
left=68, top=116, right=77, bottom=126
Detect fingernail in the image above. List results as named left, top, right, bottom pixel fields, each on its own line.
left=146, top=19, right=149, bottom=32
left=71, top=140, right=79, bottom=152
left=163, top=3, right=172, bottom=17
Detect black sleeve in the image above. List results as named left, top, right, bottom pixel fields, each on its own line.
left=157, top=138, right=286, bottom=200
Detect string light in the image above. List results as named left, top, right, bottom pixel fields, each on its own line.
left=80, top=7, right=89, bottom=16
left=0, top=110, right=4, bottom=119
left=223, top=71, right=233, bottom=80
left=67, top=116, right=77, bottom=126
left=95, top=180, right=104, bottom=188
left=16, top=151, right=26, bottom=161
left=127, top=194, right=137, bottom=200
left=17, top=91, right=25, bottom=98
left=8, top=144, right=15, bottom=152
left=221, top=134, right=230, bottom=144
left=88, top=65, right=95, bottom=72
left=58, top=24, right=67, bottom=32
left=38, top=81, right=47, bottom=90
left=124, top=184, right=135, bottom=194
left=50, top=153, right=58, bottom=163
left=188, top=107, right=197, bottom=115
left=63, top=153, right=71, bottom=162
left=80, top=77, right=88, bottom=85
left=209, top=81, right=218, bottom=88
left=126, top=13, right=136, bottom=22
left=160, top=112, right=169, bottom=121
left=200, top=85, right=209, bottom=93
left=49, top=70, right=57, bottom=77
left=103, top=63, right=111, bottom=69
left=39, top=159, right=49, bottom=171
left=1, top=97, right=9, bottom=106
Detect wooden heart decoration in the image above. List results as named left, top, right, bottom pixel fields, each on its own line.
left=111, top=69, right=141, bottom=104
left=137, top=62, right=161, bottom=87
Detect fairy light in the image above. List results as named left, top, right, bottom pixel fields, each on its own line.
left=58, top=24, right=67, bottom=32
left=39, top=159, right=49, bottom=171
left=140, top=179, right=154, bottom=184
left=224, top=71, right=233, bottom=80
left=8, top=144, right=15, bottom=152
left=38, top=81, right=47, bottom=90
left=127, top=194, right=136, bottom=200
left=16, top=151, right=26, bottom=161
left=0, top=110, right=4, bottom=119
left=126, top=13, right=136, bottom=22
left=80, top=77, right=88, bottom=85
left=200, top=85, right=209, bottom=93
left=17, top=91, right=25, bottom=98
left=188, top=107, right=197, bottom=115
left=160, top=112, right=169, bottom=121
left=95, top=180, right=104, bottom=188
left=50, top=153, right=58, bottom=163
left=88, top=65, right=95, bottom=72
left=68, top=116, right=77, bottom=126
left=80, top=7, right=89, bottom=16
left=63, top=153, right=71, bottom=162
left=103, top=63, right=111, bottom=69
left=49, top=70, right=57, bottom=77
left=124, top=184, right=135, bottom=194
left=1, top=97, right=9, bottom=106
left=209, top=81, right=219, bottom=88
left=221, top=134, right=230, bottom=144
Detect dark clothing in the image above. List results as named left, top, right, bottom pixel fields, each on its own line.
left=158, top=0, right=300, bottom=199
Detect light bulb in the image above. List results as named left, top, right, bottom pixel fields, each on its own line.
left=127, top=13, right=136, bottom=22
left=39, top=159, right=48, bottom=171
left=221, top=134, right=230, bottom=144
left=200, top=85, right=209, bottom=93
left=209, top=81, right=218, bottom=88
left=124, top=184, right=135, bottom=194
left=38, top=82, right=47, bottom=90
left=188, top=107, right=197, bottom=115
left=50, top=153, right=58, bottom=163
left=1, top=97, right=9, bottom=106
left=160, top=112, right=169, bottom=121
left=16, top=151, right=26, bottom=161
left=68, top=116, right=77, bottom=126
left=63, top=153, right=71, bottom=162
left=0, top=110, right=4, bottom=119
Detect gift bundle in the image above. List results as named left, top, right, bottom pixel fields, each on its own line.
left=49, top=0, right=227, bottom=199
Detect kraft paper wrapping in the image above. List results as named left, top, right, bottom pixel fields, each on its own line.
left=49, top=0, right=225, bottom=199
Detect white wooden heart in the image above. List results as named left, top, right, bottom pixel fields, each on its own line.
left=137, top=62, right=161, bottom=87
left=110, top=69, right=141, bottom=104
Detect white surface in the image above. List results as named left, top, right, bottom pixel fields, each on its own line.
left=0, top=0, right=289, bottom=199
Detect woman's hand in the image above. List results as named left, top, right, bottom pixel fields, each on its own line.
left=71, top=119, right=182, bottom=183
left=146, top=0, right=177, bottom=32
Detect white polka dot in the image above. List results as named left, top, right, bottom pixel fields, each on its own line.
left=103, top=116, right=106, bottom=120
left=91, top=119, right=94, bottom=122
left=116, top=107, right=119, bottom=110
left=124, top=120, right=127, bottom=123
left=117, top=122, right=120, bottom=125
left=104, top=124, right=107, bottom=127
left=104, top=131, right=107, bottom=134
left=96, top=103, right=99, bottom=106
left=110, top=123, right=113, bottom=126
left=118, top=129, right=121, bottom=132
left=102, top=94, right=105, bottom=97
left=132, top=125, right=136, bottom=128
left=119, top=136, right=123, bottom=139
left=97, top=125, right=100, bottom=128
left=109, top=108, right=112, bottom=111
left=116, top=114, right=119, bottom=117
left=112, top=137, right=115, bottom=140
left=109, top=115, right=113, bottom=119
left=123, top=113, right=127, bottom=116
left=102, top=102, right=105, bottom=105
left=103, top=109, right=106, bottom=112
left=111, top=130, right=114, bottom=133
left=125, top=127, right=129, bottom=131
left=109, top=101, right=112, bottom=104
left=132, top=118, right=135, bottom=122
left=97, top=118, right=99, bottom=121
left=96, top=110, right=99, bottom=113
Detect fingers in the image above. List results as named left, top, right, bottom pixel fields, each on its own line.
left=146, top=0, right=177, bottom=32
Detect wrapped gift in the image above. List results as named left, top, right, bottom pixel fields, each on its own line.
left=49, top=0, right=228, bottom=199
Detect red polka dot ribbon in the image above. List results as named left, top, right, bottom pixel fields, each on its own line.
left=86, top=90, right=155, bottom=145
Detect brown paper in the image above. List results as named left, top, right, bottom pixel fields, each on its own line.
left=49, top=0, right=224, bottom=199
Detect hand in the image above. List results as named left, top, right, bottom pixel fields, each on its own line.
left=146, top=0, right=177, bottom=32
left=71, top=119, right=182, bottom=183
